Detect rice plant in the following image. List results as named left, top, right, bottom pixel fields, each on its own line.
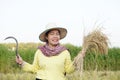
left=0, top=43, right=120, bottom=80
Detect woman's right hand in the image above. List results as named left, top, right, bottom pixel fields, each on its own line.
left=16, top=55, right=23, bottom=65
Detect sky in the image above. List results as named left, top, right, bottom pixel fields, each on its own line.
left=0, top=0, right=120, bottom=47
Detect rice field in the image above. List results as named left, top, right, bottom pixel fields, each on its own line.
left=0, top=43, right=120, bottom=80
left=0, top=71, right=120, bottom=80
left=67, top=71, right=120, bottom=80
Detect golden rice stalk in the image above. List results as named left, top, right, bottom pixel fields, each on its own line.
left=73, top=52, right=84, bottom=73
left=82, top=28, right=109, bottom=54
left=73, top=27, right=109, bottom=72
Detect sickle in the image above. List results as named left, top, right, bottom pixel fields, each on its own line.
left=4, top=36, right=19, bottom=58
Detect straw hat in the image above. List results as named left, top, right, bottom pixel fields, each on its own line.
left=39, top=23, right=67, bottom=42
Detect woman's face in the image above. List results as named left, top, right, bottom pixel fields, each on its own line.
left=46, top=29, right=60, bottom=47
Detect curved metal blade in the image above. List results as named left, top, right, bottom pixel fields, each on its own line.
left=4, top=36, right=19, bottom=57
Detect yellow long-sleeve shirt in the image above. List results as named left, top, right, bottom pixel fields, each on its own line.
left=22, top=49, right=75, bottom=80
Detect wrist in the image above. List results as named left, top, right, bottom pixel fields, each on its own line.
left=18, top=61, right=24, bottom=65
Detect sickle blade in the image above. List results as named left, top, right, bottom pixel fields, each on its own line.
left=4, top=36, right=19, bottom=57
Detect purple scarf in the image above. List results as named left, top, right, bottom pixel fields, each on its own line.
left=38, top=44, right=67, bottom=57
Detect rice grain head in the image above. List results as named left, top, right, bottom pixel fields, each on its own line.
left=82, top=28, right=109, bottom=54
left=73, top=27, right=109, bottom=73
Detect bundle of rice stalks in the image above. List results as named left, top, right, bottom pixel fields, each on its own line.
left=82, top=28, right=109, bottom=55
left=73, top=27, right=109, bottom=73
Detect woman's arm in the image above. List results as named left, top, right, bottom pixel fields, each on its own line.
left=64, top=50, right=75, bottom=74
left=16, top=50, right=40, bottom=73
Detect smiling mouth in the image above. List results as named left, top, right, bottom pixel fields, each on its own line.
left=52, top=39, right=58, bottom=42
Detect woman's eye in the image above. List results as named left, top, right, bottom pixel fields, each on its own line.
left=56, top=33, right=60, bottom=35
left=50, top=32, right=54, bottom=35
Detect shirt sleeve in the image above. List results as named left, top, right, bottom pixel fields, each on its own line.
left=22, top=50, right=40, bottom=73
left=64, top=50, right=75, bottom=74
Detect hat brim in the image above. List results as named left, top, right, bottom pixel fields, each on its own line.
left=39, top=27, right=67, bottom=42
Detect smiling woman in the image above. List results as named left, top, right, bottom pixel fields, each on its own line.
left=15, top=23, right=85, bottom=80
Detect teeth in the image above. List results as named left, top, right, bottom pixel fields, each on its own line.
left=53, top=40, right=57, bottom=42
left=54, top=40, right=57, bottom=41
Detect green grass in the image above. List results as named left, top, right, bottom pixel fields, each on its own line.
left=0, top=72, right=35, bottom=80
left=67, top=71, right=120, bottom=80
left=0, top=43, right=120, bottom=80
left=0, top=71, right=120, bottom=80
left=0, top=43, right=120, bottom=73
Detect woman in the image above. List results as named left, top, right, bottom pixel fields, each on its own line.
left=16, top=23, right=84, bottom=80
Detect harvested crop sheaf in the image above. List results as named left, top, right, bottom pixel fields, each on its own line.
left=83, top=28, right=109, bottom=54
left=73, top=27, right=109, bottom=72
